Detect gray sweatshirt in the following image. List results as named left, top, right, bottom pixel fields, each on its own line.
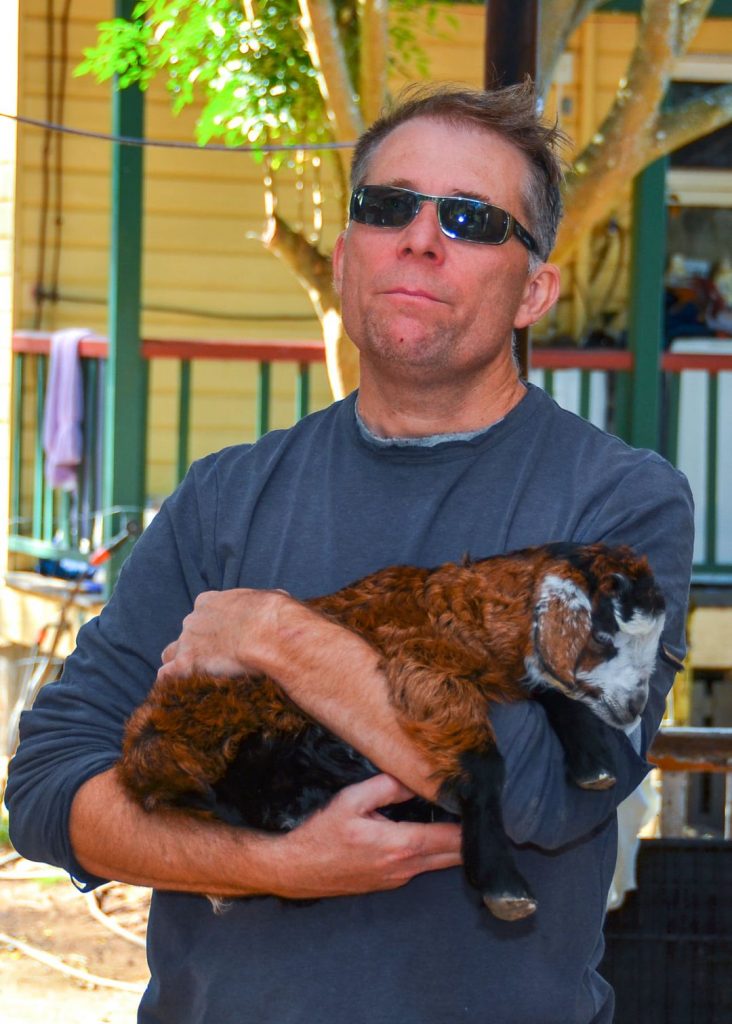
left=7, top=385, right=694, bottom=1023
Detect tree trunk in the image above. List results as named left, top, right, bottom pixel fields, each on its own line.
left=262, top=212, right=360, bottom=398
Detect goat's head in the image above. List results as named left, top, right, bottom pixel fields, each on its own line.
left=528, top=545, right=666, bottom=730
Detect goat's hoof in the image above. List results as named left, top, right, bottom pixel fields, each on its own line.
left=575, top=769, right=616, bottom=791
left=482, top=892, right=538, bottom=921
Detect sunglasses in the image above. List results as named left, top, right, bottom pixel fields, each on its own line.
left=349, top=185, right=539, bottom=255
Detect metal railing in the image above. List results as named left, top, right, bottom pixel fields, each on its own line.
left=9, top=333, right=732, bottom=583
left=650, top=726, right=732, bottom=839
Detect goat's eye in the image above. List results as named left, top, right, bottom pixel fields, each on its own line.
left=588, top=633, right=615, bottom=657
left=610, top=573, right=631, bottom=596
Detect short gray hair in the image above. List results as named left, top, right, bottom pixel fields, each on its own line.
left=351, top=81, right=567, bottom=263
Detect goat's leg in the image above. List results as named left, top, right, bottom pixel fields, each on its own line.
left=383, top=647, right=537, bottom=920
left=452, top=747, right=537, bottom=921
left=118, top=672, right=307, bottom=817
left=534, top=690, right=617, bottom=790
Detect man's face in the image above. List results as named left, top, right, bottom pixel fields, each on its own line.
left=332, top=117, right=547, bottom=385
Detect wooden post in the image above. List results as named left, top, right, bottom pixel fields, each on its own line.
left=104, top=0, right=148, bottom=589
left=660, top=772, right=688, bottom=837
left=628, top=157, right=667, bottom=453
left=484, top=0, right=541, bottom=379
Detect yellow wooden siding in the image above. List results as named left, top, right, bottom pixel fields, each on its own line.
left=0, top=3, right=19, bottom=581
left=12, top=3, right=732, bottom=502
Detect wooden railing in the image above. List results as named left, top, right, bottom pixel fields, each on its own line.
left=9, top=332, right=732, bottom=582
left=9, top=332, right=326, bottom=569
left=529, top=348, right=634, bottom=438
left=141, top=337, right=325, bottom=482
left=660, top=349, right=732, bottom=581
left=649, top=726, right=732, bottom=839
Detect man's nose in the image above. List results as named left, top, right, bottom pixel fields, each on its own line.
left=397, top=200, right=446, bottom=261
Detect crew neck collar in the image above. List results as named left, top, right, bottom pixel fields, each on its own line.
left=354, top=402, right=504, bottom=448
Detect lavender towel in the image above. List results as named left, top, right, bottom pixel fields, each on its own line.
left=43, top=328, right=90, bottom=490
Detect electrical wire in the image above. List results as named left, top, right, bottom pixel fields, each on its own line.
left=0, top=111, right=357, bottom=154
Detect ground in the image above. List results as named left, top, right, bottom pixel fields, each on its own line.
left=0, top=850, right=150, bottom=1023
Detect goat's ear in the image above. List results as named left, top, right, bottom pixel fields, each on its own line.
left=533, top=575, right=593, bottom=691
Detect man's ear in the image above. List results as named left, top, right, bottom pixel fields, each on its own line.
left=332, top=231, right=346, bottom=296
left=514, top=262, right=561, bottom=330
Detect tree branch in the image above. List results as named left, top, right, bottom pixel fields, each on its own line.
left=263, top=212, right=337, bottom=313
left=651, top=84, right=732, bottom=160
left=554, top=0, right=681, bottom=262
left=298, top=0, right=364, bottom=144
left=539, top=0, right=604, bottom=92
left=357, top=0, right=389, bottom=124
left=676, top=0, right=715, bottom=56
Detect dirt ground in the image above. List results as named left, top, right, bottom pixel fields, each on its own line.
left=0, top=850, right=150, bottom=1023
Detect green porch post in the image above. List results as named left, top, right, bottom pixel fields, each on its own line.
left=627, top=156, right=667, bottom=452
left=104, top=0, right=148, bottom=583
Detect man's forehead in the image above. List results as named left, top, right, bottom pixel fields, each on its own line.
left=363, top=116, right=530, bottom=197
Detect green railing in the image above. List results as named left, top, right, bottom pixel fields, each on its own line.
left=10, top=333, right=115, bottom=567
left=529, top=348, right=634, bottom=441
left=9, top=332, right=732, bottom=585
left=142, top=338, right=324, bottom=485
left=9, top=332, right=324, bottom=573
left=661, top=349, right=732, bottom=583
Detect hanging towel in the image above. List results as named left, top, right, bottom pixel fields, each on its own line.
left=42, top=327, right=90, bottom=491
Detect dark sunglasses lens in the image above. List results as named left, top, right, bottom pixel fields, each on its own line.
left=440, top=198, right=509, bottom=244
left=351, top=187, right=418, bottom=228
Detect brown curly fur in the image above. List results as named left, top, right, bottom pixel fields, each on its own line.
left=118, top=542, right=658, bottom=813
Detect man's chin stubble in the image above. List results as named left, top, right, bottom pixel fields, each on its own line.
left=360, top=316, right=456, bottom=372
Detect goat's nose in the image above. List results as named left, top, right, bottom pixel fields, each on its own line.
left=627, top=693, right=646, bottom=720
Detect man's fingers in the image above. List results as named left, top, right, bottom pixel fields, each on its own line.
left=342, top=773, right=417, bottom=813
left=160, top=642, right=177, bottom=665
left=394, top=820, right=463, bottom=858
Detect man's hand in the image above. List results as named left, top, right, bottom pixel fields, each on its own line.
left=70, top=769, right=462, bottom=899
left=271, top=773, right=463, bottom=899
left=157, top=586, right=442, bottom=803
left=158, top=587, right=300, bottom=681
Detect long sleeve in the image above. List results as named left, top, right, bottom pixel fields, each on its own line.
left=493, top=454, right=694, bottom=850
left=6, top=458, right=221, bottom=886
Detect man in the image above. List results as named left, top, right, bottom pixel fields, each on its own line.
left=7, top=83, right=693, bottom=1023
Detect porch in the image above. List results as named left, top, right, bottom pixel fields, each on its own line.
left=8, top=333, right=732, bottom=591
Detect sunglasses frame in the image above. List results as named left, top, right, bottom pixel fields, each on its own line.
left=349, top=184, right=539, bottom=256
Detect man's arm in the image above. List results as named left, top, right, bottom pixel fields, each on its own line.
left=157, top=587, right=442, bottom=801
left=157, top=457, right=695, bottom=854
left=7, top=456, right=460, bottom=897
left=156, top=582, right=647, bottom=851
left=69, top=768, right=461, bottom=899
left=71, top=593, right=461, bottom=894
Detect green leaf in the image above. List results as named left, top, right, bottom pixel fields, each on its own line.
left=74, top=0, right=454, bottom=149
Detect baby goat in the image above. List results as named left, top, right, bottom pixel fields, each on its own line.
left=118, top=542, right=671, bottom=921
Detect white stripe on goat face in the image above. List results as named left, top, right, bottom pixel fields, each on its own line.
left=576, top=609, right=665, bottom=732
left=529, top=573, right=665, bottom=732
left=539, top=574, right=591, bottom=616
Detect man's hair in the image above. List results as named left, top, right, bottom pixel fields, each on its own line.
left=350, top=81, right=567, bottom=263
